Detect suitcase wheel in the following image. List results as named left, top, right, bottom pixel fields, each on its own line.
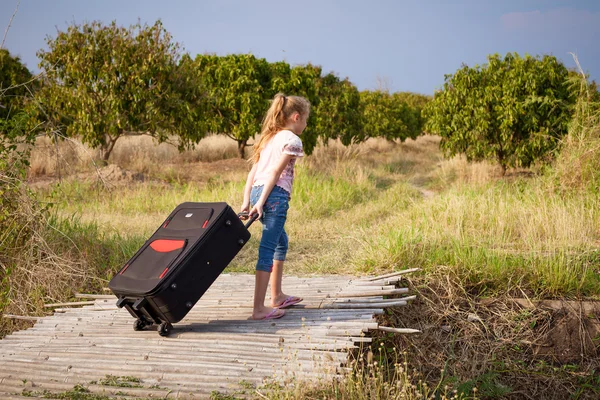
left=133, top=318, right=151, bottom=331
left=158, top=322, right=173, bottom=337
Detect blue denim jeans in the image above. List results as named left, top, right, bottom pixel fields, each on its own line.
left=250, top=185, right=290, bottom=272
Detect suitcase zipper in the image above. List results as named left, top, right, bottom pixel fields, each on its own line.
left=159, top=267, right=169, bottom=279
left=162, top=217, right=173, bottom=228
left=119, top=263, right=130, bottom=275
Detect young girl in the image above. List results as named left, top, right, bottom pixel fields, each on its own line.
left=240, top=93, right=310, bottom=320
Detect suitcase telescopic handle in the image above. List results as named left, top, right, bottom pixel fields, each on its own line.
left=238, top=212, right=259, bottom=229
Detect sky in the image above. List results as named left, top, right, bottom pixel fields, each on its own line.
left=1, top=0, right=599, bottom=95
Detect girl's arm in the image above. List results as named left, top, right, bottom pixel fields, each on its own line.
left=241, top=163, right=258, bottom=214
left=249, top=153, right=294, bottom=219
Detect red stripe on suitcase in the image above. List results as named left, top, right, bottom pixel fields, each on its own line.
left=150, top=239, right=185, bottom=253
left=159, top=268, right=169, bottom=279
left=202, top=220, right=209, bottom=228
left=119, top=263, right=129, bottom=275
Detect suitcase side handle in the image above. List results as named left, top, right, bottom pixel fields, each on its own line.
left=238, top=212, right=259, bottom=229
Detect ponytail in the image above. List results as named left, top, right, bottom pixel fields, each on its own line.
left=251, top=93, right=310, bottom=164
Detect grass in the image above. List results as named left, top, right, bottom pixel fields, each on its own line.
left=4, top=119, right=599, bottom=398
left=356, top=178, right=600, bottom=297
left=28, top=133, right=241, bottom=178
left=27, top=132, right=600, bottom=296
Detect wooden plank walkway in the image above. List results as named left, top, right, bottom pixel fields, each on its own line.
left=0, top=273, right=415, bottom=399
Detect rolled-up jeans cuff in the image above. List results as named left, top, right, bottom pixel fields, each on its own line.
left=256, top=263, right=273, bottom=273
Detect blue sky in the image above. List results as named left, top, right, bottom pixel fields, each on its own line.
left=1, top=0, right=599, bottom=95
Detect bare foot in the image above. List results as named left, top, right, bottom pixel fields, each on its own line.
left=251, top=307, right=285, bottom=320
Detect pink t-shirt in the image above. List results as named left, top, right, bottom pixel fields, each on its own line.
left=253, top=130, right=304, bottom=195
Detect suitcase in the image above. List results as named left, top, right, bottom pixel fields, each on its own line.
left=108, top=202, right=257, bottom=336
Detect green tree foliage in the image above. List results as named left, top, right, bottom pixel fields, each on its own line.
left=358, top=90, right=424, bottom=143
left=34, top=16, right=430, bottom=161
left=265, top=63, right=322, bottom=154
left=267, top=62, right=425, bottom=152
left=0, top=49, right=36, bottom=178
left=424, top=53, right=576, bottom=173
left=194, top=57, right=361, bottom=157
left=0, top=49, right=33, bottom=120
left=37, top=20, right=207, bottom=162
left=313, top=74, right=362, bottom=147
left=192, top=53, right=271, bottom=158
left=394, top=91, right=431, bottom=131
left=266, top=63, right=362, bottom=153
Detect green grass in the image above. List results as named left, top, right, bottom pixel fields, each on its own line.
left=33, top=140, right=600, bottom=298
left=45, top=213, right=145, bottom=282
left=35, top=159, right=407, bottom=277
left=353, top=177, right=600, bottom=298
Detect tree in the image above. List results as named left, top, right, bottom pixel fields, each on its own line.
left=0, top=49, right=33, bottom=121
left=393, top=92, right=431, bottom=133
left=423, top=53, right=576, bottom=173
left=193, top=53, right=271, bottom=158
left=358, top=90, right=422, bottom=143
left=270, top=63, right=322, bottom=154
left=37, top=20, right=207, bottom=162
left=194, top=56, right=363, bottom=156
left=0, top=49, right=37, bottom=177
left=313, top=73, right=361, bottom=147
left=267, top=63, right=362, bottom=153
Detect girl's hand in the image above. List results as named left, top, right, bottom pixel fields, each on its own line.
left=249, top=203, right=263, bottom=220
left=239, top=203, right=250, bottom=220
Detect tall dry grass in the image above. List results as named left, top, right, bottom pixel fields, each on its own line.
left=29, top=132, right=500, bottom=199
left=28, top=134, right=240, bottom=178
left=259, top=349, right=468, bottom=400
left=552, top=71, right=600, bottom=193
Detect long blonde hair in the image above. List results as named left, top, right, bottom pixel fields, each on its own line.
left=251, top=93, right=310, bottom=164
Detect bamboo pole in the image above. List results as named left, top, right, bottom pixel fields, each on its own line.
left=2, top=314, right=40, bottom=321
left=74, top=293, right=115, bottom=299
left=352, top=280, right=403, bottom=286
left=375, top=326, right=421, bottom=334
left=361, top=268, right=420, bottom=282
left=2, top=348, right=348, bottom=364
left=332, top=295, right=416, bottom=304
left=0, top=378, right=176, bottom=398
left=333, top=288, right=409, bottom=297
left=323, top=300, right=408, bottom=309
left=44, top=301, right=97, bottom=308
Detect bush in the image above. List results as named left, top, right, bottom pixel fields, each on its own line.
left=424, top=53, right=576, bottom=174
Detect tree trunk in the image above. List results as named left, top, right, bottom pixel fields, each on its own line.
left=100, top=135, right=118, bottom=165
left=237, top=139, right=247, bottom=159
left=497, top=146, right=507, bottom=176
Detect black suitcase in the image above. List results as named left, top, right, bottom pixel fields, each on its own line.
left=108, top=202, right=256, bottom=336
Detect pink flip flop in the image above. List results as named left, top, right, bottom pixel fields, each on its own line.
left=253, top=308, right=285, bottom=320
left=275, top=296, right=303, bottom=309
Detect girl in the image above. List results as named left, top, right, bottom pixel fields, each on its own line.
left=241, top=93, right=310, bottom=320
